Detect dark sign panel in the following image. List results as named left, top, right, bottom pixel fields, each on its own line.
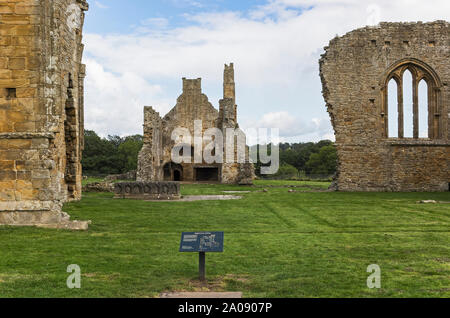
left=179, top=232, right=224, bottom=253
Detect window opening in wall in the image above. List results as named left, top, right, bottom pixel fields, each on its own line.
left=6, top=88, right=16, bottom=99
left=388, top=79, right=398, bottom=138
left=384, top=60, right=441, bottom=140
left=403, top=69, right=414, bottom=138
left=418, top=80, right=429, bottom=138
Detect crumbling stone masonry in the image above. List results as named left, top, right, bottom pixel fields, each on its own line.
left=137, top=63, right=255, bottom=185
left=113, top=182, right=181, bottom=200
left=320, top=21, right=449, bottom=192
left=0, top=0, right=90, bottom=229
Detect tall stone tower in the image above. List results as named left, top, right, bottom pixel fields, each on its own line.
left=222, top=63, right=237, bottom=124
left=219, top=63, right=255, bottom=184
left=0, top=0, right=90, bottom=229
left=219, top=63, right=237, bottom=128
left=223, top=63, right=235, bottom=103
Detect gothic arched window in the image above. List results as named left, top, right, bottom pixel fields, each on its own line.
left=382, top=59, right=442, bottom=139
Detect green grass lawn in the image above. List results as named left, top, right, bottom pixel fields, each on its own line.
left=0, top=180, right=449, bottom=298
left=81, top=177, right=104, bottom=186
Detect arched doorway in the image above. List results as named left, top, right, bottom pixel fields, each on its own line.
left=173, top=169, right=181, bottom=181
left=162, top=162, right=183, bottom=181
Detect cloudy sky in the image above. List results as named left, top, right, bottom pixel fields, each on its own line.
left=82, top=0, right=450, bottom=142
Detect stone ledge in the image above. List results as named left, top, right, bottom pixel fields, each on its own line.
left=0, top=210, right=91, bottom=230
left=0, top=200, right=56, bottom=212
left=335, top=140, right=450, bottom=147
left=385, top=139, right=450, bottom=147
left=0, top=132, right=54, bottom=139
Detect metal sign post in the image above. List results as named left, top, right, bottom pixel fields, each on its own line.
left=199, top=252, right=206, bottom=281
left=180, top=232, right=224, bottom=281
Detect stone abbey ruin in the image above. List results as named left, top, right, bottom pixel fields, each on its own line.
left=0, top=0, right=89, bottom=229
left=320, top=21, right=449, bottom=192
left=137, top=63, right=255, bottom=185
left=0, top=1, right=448, bottom=229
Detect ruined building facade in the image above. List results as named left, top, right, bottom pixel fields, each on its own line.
left=320, top=21, right=449, bottom=191
left=0, top=0, right=89, bottom=228
left=137, top=64, right=254, bottom=184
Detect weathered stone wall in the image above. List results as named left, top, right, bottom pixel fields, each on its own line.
left=105, top=170, right=137, bottom=182
left=137, top=64, right=255, bottom=184
left=161, top=78, right=220, bottom=182
left=320, top=21, right=449, bottom=191
left=137, top=106, right=163, bottom=181
left=0, top=0, right=89, bottom=228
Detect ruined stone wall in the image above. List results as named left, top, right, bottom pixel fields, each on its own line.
left=137, top=64, right=254, bottom=184
left=320, top=21, right=449, bottom=191
left=219, top=64, right=254, bottom=184
left=137, top=106, right=163, bottom=181
left=161, top=78, right=220, bottom=181
left=0, top=0, right=89, bottom=228
left=164, top=78, right=219, bottom=135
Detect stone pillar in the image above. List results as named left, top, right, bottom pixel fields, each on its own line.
left=0, top=0, right=90, bottom=229
left=137, top=107, right=163, bottom=182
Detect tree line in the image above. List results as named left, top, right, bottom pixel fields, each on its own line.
left=82, top=130, right=143, bottom=176
left=251, top=140, right=337, bottom=180
left=82, top=130, right=337, bottom=179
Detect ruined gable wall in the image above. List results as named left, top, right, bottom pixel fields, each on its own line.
left=320, top=21, right=449, bottom=191
left=0, top=0, right=89, bottom=228
left=138, top=65, right=254, bottom=184
left=162, top=78, right=219, bottom=136
left=161, top=79, right=220, bottom=181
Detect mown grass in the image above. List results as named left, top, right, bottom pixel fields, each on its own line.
left=0, top=180, right=449, bottom=298
left=82, top=177, right=104, bottom=186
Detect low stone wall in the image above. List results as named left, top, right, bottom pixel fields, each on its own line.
left=105, top=170, right=137, bottom=182
left=113, top=182, right=181, bottom=200
left=82, top=182, right=114, bottom=193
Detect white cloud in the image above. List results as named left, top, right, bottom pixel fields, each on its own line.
left=84, top=58, right=172, bottom=136
left=242, top=111, right=334, bottom=142
left=83, top=0, right=450, bottom=140
left=95, top=1, right=109, bottom=9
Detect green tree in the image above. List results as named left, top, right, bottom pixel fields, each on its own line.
left=118, top=135, right=143, bottom=172
left=305, top=145, right=337, bottom=176
left=273, top=163, right=299, bottom=180
left=82, top=130, right=143, bottom=176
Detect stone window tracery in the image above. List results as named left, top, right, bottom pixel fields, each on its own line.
left=382, top=59, right=442, bottom=139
